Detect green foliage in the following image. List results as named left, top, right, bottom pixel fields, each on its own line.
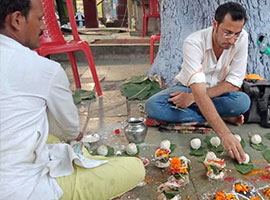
left=170, top=144, right=177, bottom=154
left=233, top=160, right=254, bottom=174
left=263, top=150, right=270, bottom=163
left=121, top=76, right=161, bottom=100
left=164, top=190, right=180, bottom=199
left=240, top=139, right=246, bottom=148
left=210, top=166, right=220, bottom=174
left=265, top=132, right=270, bottom=140
left=190, top=147, right=207, bottom=156
left=106, top=147, right=115, bottom=157
left=72, top=89, right=95, bottom=105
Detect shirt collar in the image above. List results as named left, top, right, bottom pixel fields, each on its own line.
left=205, top=26, right=213, bottom=51
left=0, top=34, right=25, bottom=49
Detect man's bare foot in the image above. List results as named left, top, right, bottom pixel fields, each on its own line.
left=223, top=115, right=244, bottom=126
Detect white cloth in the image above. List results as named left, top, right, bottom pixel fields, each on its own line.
left=0, top=34, right=107, bottom=200
left=174, top=26, right=248, bottom=88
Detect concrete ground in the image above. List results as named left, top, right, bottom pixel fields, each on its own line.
left=58, top=57, right=270, bottom=200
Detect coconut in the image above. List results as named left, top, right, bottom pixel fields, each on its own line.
left=160, top=139, right=171, bottom=150
left=97, top=145, right=108, bottom=156
left=210, top=136, right=221, bottom=147
left=234, top=134, right=242, bottom=142
left=243, top=153, right=250, bottom=164
left=251, top=134, right=262, bottom=145
left=190, top=138, right=201, bottom=150
left=126, top=143, right=138, bottom=155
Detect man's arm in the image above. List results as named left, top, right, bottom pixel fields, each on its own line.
left=206, top=81, right=240, bottom=98
left=47, top=65, right=81, bottom=142
left=190, top=82, right=245, bottom=163
left=169, top=81, right=240, bottom=107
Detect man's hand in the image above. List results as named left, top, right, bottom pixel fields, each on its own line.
left=168, top=91, right=195, bottom=108
left=75, top=132, right=84, bottom=141
left=221, top=133, right=246, bottom=164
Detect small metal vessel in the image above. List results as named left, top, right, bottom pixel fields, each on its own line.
left=124, top=117, right=148, bottom=144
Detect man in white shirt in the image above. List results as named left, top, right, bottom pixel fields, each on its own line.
left=146, top=2, right=250, bottom=163
left=0, top=0, right=145, bottom=199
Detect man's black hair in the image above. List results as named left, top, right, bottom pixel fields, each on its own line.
left=0, top=0, right=31, bottom=29
left=215, top=2, right=247, bottom=24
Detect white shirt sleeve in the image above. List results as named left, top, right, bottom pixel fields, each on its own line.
left=46, top=64, right=80, bottom=141
left=175, top=39, right=206, bottom=86
left=225, top=31, right=249, bottom=88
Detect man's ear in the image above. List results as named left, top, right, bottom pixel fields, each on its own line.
left=213, top=20, right=218, bottom=29
left=8, top=11, right=27, bottom=31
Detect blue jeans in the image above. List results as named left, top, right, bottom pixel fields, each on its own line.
left=145, top=83, right=251, bottom=123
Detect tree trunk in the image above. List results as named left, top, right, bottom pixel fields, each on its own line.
left=147, top=0, right=270, bottom=87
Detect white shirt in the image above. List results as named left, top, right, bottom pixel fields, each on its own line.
left=175, top=26, right=248, bottom=88
left=0, top=34, right=107, bottom=200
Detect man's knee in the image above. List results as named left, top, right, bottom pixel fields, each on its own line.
left=235, top=92, right=251, bottom=112
left=230, top=91, right=251, bottom=113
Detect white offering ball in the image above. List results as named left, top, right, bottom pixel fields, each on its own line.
left=160, top=139, right=171, bottom=150
left=243, top=153, right=250, bottom=164
left=97, top=145, right=108, bottom=156
left=251, top=134, right=262, bottom=145
left=126, top=143, right=138, bottom=155
left=210, top=136, right=221, bottom=147
left=234, top=134, right=242, bottom=142
left=190, top=138, right=201, bottom=150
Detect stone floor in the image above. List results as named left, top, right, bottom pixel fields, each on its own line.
left=62, top=58, right=270, bottom=200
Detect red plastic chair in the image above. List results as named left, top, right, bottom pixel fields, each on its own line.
left=142, top=0, right=160, bottom=37
left=150, top=33, right=160, bottom=65
left=36, top=0, right=102, bottom=96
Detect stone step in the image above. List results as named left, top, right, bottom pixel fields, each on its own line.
left=50, top=41, right=159, bottom=62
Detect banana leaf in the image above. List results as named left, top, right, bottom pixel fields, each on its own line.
left=121, top=76, right=161, bottom=100
left=72, top=89, right=95, bottom=105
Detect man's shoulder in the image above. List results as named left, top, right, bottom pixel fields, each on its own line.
left=184, top=27, right=212, bottom=45
left=22, top=47, right=62, bottom=72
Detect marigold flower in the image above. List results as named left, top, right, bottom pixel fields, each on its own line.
left=235, top=183, right=249, bottom=193
left=170, top=157, right=181, bottom=169
left=264, top=187, right=270, bottom=197
left=215, top=190, right=237, bottom=200
left=249, top=197, right=261, bottom=200
left=215, top=190, right=226, bottom=200
left=226, top=193, right=237, bottom=200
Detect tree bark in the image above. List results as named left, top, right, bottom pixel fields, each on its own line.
left=147, top=0, right=270, bottom=87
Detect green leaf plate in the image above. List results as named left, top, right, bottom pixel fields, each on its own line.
left=233, top=160, right=254, bottom=174
left=265, top=132, right=270, bottom=140
left=250, top=142, right=267, bottom=151
left=204, top=136, right=224, bottom=152
left=170, top=144, right=177, bottom=154
left=190, top=147, right=208, bottom=156
left=263, top=149, right=270, bottom=163
left=123, top=146, right=140, bottom=157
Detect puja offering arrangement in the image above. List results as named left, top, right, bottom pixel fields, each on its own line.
left=203, top=152, right=226, bottom=180
left=155, top=140, right=176, bottom=168
left=201, top=180, right=269, bottom=200
left=155, top=147, right=171, bottom=168
left=157, top=156, right=190, bottom=200
left=168, top=156, right=190, bottom=182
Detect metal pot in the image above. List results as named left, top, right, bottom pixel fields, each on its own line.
left=124, top=117, right=148, bottom=144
